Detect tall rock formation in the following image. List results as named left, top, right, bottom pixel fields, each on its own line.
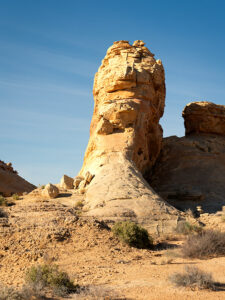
left=79, top=40, right=165, bottom=176
left=0, top=160, right=36, bottom=196
left=76, top=40, right=180, bottom=234
left=150, top=101, right=225, bottom=213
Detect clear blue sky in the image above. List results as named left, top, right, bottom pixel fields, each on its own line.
left=0, top=0, right=224, bottom=185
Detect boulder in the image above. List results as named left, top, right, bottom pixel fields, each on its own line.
left=183, top=101, right=225, bottom=136
left=60, top=174, right=74, bottom=189
left=42, top=183, right=59, bottom=199
left=73, top=176, right=84, bottom=189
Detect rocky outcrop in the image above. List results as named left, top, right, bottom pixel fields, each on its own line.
left=183, top=101, right=225, bottom=136
left=150, top=101, right=225, bottom=213
left=76, top=40, right=180, bottom=234
left=0, top=160, right=35, bottom=197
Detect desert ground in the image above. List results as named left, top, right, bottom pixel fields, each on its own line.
left=1, top=190, right=225, bottom=300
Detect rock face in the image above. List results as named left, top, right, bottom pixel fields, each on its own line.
left=150, top=101, right=225, bottom=213
left=183, top=101, right=225, bottom=136
left=0, top=160, right=35, bottom=196
left=77, top=40, right=180, bottom=234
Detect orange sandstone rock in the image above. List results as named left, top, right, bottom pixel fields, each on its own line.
left=79, top=40, right=165, bottom=177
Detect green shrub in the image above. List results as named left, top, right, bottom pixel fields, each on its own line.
left=12, top=193, right=20, bottom=200
left=169, top=266, right=215, bottom=290
left=175, top=221, right=203, bottom=235
left=182, top=230, right=225, bottom=258
left=25, top=263, right=78, bottom=296
left=0, top=196, right=8, bottom=207
left=112, top=221, right=153, bottom=249
left=74, top=200, right=84, bottom=209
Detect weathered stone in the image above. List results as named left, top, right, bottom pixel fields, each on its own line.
left=149, top=133, right=225, bottom=213
left=79, top=40, right=166, bottom=177
left=42, top=183, right=59, bottom=199
left=60, top=175, right=74, bottom=189
left=76, top=40, right=181, bottom=234
left=183, top=101, right=225, bottom=136
left=73, top=176, right=84, bottom=189
left=0, top=160, right=35, bottom=196
left=84, top=171, right=94, bottom=184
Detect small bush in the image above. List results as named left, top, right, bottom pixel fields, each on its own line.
left=0, top=196, right=8, bottom=207
left=112, top=221, right=153, bottom=249
left=182, top=230, right=225, bottom=258
left=74, top=200, right=84, bottom=209
left=169, top=266, right=215, bottom=290
left=25, top=263, right=79, bottom=296
left=175, top=221, right=203, bottom=235
left=12, top=193, right=20, bottom=200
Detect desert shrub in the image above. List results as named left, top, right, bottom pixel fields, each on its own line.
left=112, top=221, right=153, bottom=249
left=175, top=221, right=203, bottom=235
left=74, top=200, right=84, bottom=209
left=12, top=193, right=20, bottom=200
left=169, top=266, right=215, bottom=290
left=0, top=196, right=8, bottom=207
left=181, top=230, right=225, bottom=258
left=25, top=263, right=79, bottom=296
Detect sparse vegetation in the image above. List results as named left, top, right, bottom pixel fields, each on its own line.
left=25, top=263, right=79, bottom=296
left=181, top=230, right=225, bottom=258
left=12, top=193, right=20, bottom=200
left=169, top=266, right=215, bottom=290
left=0, top=283, right=40, bottom=300
left=0, top=196, right=9, bottom=207
left=74, top=200, right=84, bottom=209
left=175, top=221, right=203, bottom=235
left=112, top=221, right=153, bottom=249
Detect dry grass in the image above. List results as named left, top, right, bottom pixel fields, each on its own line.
left=175, top=221, right=203, bottom=235
left=169, top=266, right=215, bottom=290
left=181, top=230, right=225, bottom=258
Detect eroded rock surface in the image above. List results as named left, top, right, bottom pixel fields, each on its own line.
left=183, top=101, right=225, bottom=136
left=77, top=40, right=180, bottom=234
left=150, top=101, right=225, bottom=213
left=79, top=40, right=165, bottom=177
left=0, top=160, right=35, bottom=197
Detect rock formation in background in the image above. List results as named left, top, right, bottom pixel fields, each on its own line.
left=75, top=40, right=180, bottom=234
left=0, top=160, right=36, bottom=196
left=149, top=101, right=225, bottom=213
left=183, top=101, right=225, bottom=135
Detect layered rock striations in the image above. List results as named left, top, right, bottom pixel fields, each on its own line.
left=150, top=101, right=225, bottom=213
left=76, top=40, right=180, bottom=234
left=0, top=160, right=36, bottom=196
